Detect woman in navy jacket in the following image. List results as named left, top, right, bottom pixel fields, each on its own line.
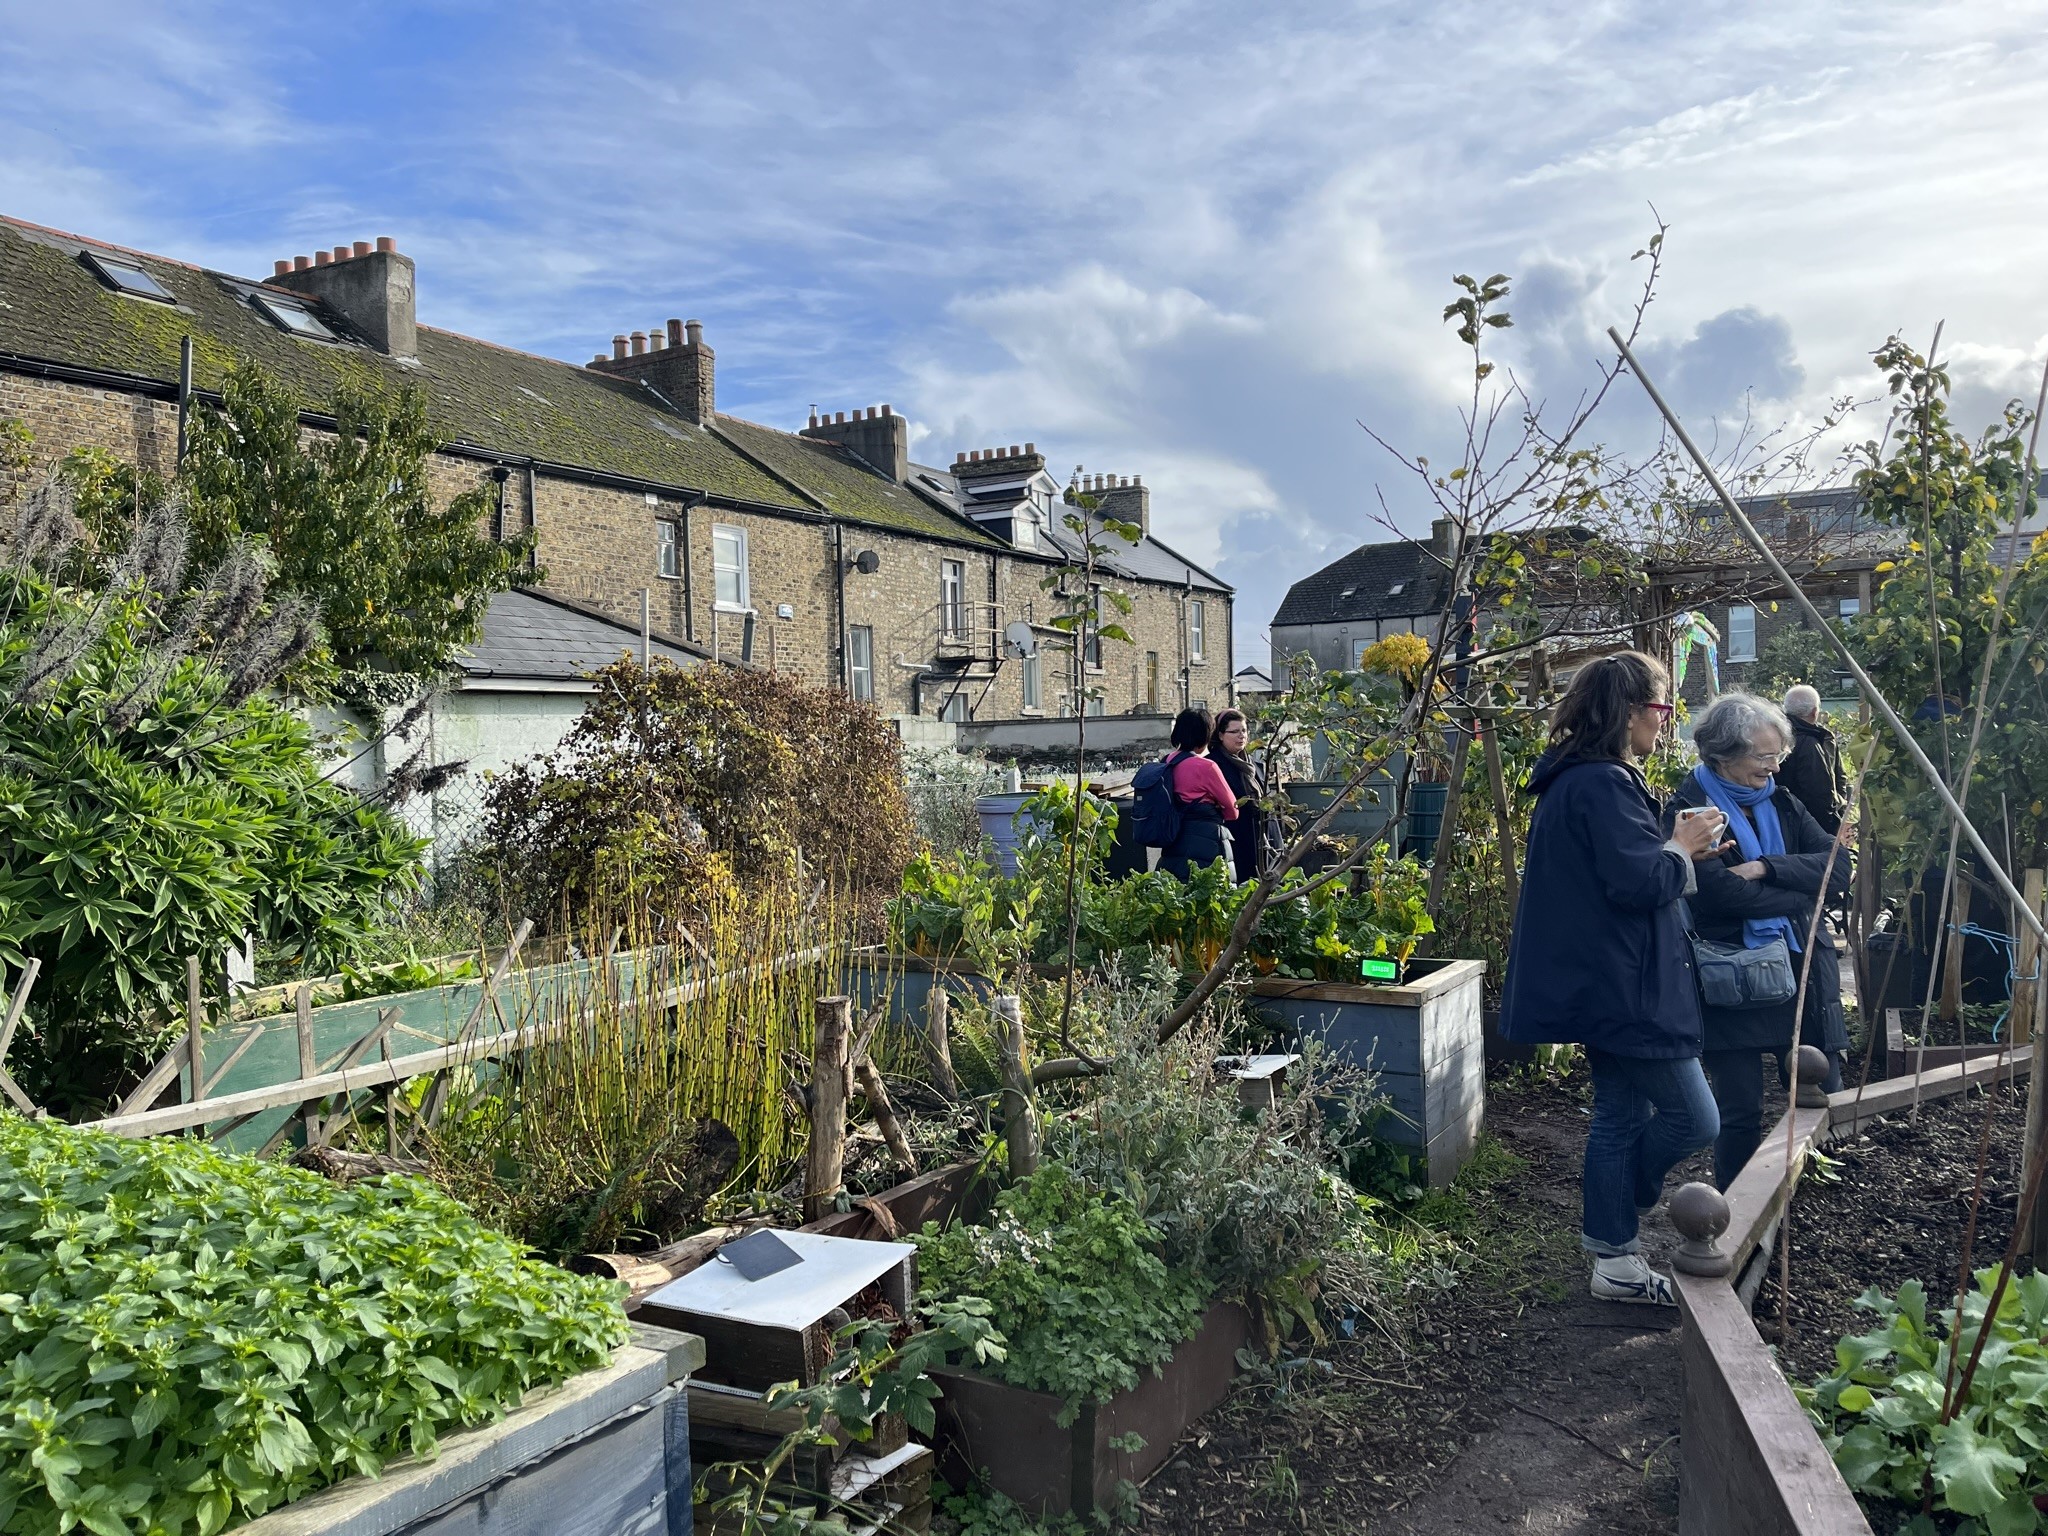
left=1500, top=652, right=1724, bottom=1306
left=1662, top=693, right=1851, bottom=1190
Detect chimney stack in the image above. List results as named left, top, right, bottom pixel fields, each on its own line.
left=1430, top=516, right=1461, bottom=557
left=271, top=235, right=417, bottom=357
left=952, top=442, right=1050, bottom=485
left=802, top=401, right=909, bottom=483
left=587, top=316, right=715, bottom=423
left=1086, top=469, right=1151, bottom=535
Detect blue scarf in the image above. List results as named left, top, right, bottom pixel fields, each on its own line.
left=1692, top=763, right=1800, bottom=953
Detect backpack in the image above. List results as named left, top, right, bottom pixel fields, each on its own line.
left=1128, top=751, right=1192, bottom=849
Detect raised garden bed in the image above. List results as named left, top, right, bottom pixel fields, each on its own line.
left=235, top=1326, right=703, bottom=1536
left=1248, top=956, right=1487, bottom=1186
left=927, top=1300, right=1251, bottom=1520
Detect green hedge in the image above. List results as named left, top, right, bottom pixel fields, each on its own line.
left=0, top=1115, right=629, bottom=1535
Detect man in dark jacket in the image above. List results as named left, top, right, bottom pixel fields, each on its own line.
left=1776, top=685, right=1848, bottom=835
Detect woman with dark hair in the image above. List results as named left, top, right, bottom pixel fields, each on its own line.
left=1208, top=708, right=1268, bottom=881
left=1156, top=707, right=1239, bottom=880
left=1500, top=652, right=1726, bottom=1306
left=1663, top=692, right=1851, bottom=1189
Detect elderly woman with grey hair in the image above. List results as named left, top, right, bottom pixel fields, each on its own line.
left=1662, top=692, right=1853, bottom=1188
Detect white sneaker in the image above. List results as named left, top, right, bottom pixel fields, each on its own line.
left=1590, top=1253, right=1677, bottom=1306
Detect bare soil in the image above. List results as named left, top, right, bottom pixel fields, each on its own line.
left=1133, top=1063, right=1716, bottom=1535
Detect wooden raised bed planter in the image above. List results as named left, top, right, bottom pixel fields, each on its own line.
left=235, top=1324, right=703, bottom=1536
left=926, top=1300, right=1250, bottom=1521
left=1248, top=957, right=1487, bottom=1186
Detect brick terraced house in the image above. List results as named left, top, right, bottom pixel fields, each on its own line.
left=0, top=217, right=1231, bottom=734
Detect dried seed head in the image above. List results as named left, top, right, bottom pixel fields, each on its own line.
left=11, top=473, right=81, bottom=570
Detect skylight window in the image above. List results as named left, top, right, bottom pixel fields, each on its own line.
left=253, top=292, right=338, bottom=341
left=83, top=252, right=174, bottom=303
left=1388, top=581, right=1406, bottom=595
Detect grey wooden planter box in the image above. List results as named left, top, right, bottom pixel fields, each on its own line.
left=235, top=1326, right=704, bottom=1536
left=1249, top=957, right=1487, bottom=1187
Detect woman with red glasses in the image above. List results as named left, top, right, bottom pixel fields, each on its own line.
left=1500, top=652, right=1727, bottom=1306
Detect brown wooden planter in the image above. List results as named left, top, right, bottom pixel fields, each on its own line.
left=1249, top=956, right=1487, bottom=1186
left=925, top=1300, right=1250, bottom=1520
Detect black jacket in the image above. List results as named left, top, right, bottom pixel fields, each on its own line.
left=1499, top=752, right=1704, bottom=1058
left=1662, top=776, right=1851, bottom=1055
left=1777, top=715, right=1847, bottom=835
left=1212, top=750, right=1269, bottom=881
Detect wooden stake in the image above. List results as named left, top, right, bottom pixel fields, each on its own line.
left=2026, top=973, right=2048, bottom=1263
left=185, top=957, right=205, bottom=1105
left=296, top=984, right=319, bottom=1146
left=2013, top=869, right=2043, bottom=1051
left=1423, top=723, right=1473, bottom=935
left=854, top=1057, right=918, bottom=1173
left=1942, top=879, right=1970, bottom=1023
left=1480, top=716, right=1521, bottom=919
left=994, top=994, right=1039, bottom=1181
left=0, top=960, right=42, bottom=1117
left=804, top=996, right=852, bottom=1223
left=921, top=985, right=959, bottom=1101
left=423, top=918, right=532, bottom=1128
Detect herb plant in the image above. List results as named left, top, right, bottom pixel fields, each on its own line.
left=1801, top=1270, right=2048, bottom=1531
left=913, top=1164, right=1210, bottom=1415
left=0, top=1115, right=628, bottom=1536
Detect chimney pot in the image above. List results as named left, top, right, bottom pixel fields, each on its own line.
left=375, top=237, right=395, bottom=254
left=1133, top=474, right=1142, bottom=486
left=864, top=406, right=876, bottom=420
left=685, top=319, right=703, bottom=347
left=835, top=411, right=846, bottom=424
left=630, top=330, right=647, bottom=356
left=648, top=328, right=665, bottom=350
left=881, top=404, right=893, bottom=417
left=273, top=260, right=291, bottom=277
left=1024, top=442, right=1035, bottom=454
left=313, top=250, right=331, bottom=267
left=591, top=355, right=606, bottom=367
left=955, top=451, right=966, bottom=464
left=293, top=255, right=311, bottom=271
left=352, top=240, right=371, bottom=258
left=332, top=245, right=350, bottom=263
left=612, top=335, right=629, bottom=361
left=667, top=318, right=684, bottom=347
left=1009, top=445, right=1021, bottom=457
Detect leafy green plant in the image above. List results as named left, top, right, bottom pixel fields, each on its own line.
left=913, top=1164, right=1210, bottom=1416
left=0, top=1113, right=627, bottom=1536
left=337, top=952, right=481, bottom=1002
left=696, top=1298, right=1006, bottom=1535
left=1802, top=1269, right=2048, bottom=1531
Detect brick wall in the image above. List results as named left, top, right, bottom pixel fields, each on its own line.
left=1678, top=575, right=1866, bottom=706
left=0, top=373, right=179, bottom=489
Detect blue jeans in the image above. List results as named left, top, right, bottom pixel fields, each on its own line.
left=1581, top=1050, right=1721, bottom=1256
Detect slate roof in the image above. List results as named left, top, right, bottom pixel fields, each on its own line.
left=1271, top=538, right=1450, bottom=628
left=457, top=587, right=703, bottom=684
left=908, top=464, right=1232, bottom=593
left=713, top=415, right=1003, bottom=548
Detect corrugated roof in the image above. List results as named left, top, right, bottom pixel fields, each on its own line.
left=458, top=587, right=703, bottom=683
left=0, top=217, right=792, bottom=506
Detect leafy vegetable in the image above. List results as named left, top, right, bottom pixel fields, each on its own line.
left=1802, top=1268, right=2048, bottom=1530
left=0, top=1114, right=627, bottom=1535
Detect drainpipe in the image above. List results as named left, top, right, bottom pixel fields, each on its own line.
left=523, top=462, right=538, bottom=569
left=640, top=588, right=651, bottom=671
left=680, top=492, right=702, bottom=643
left=834, top=523, right=849, bottom=689
left=175, top=336, right=193, bottom=464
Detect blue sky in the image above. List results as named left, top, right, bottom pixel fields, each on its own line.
left=6, top=2, right=2048, bottom=664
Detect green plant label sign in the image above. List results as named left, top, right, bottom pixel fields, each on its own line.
left=1360, top=958, right=1399, bottom=981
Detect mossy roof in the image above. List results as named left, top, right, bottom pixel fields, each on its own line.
left=712, top=413, right=1003, bottom=549
left=0, top=217, right=998, bottom=547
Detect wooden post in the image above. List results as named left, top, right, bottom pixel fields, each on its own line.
left=185, top=957, right=205, bottom=1105
left=1423, top=723, right=1473, bottom=931
left=854, top=1057, right=918, bottom=1173
left=994, top=994, right=1039, bottom=1181
left=296, top=984, right=320, bottom=1146
left=1941, top=879, right=1970, bottom=1023
left=0, top=959, right=42, bottom=1117
left=804, top=996, right=852, bottom=1223
left=2025, top=968, right=2048, bottom=1263
left=2013, top=869, right=2044, bottom=1050
left=921, top=985, right=959, bottom=1101
left=1479, top=716, right=1521, bottom=919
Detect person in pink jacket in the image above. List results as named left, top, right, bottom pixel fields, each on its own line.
left=1157, top=708, right=1239, bottom=880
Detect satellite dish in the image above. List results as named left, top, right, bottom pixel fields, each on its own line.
left=854, top=549, right=881, bottom=575
left=1005, top=621, right=1038, bottom=659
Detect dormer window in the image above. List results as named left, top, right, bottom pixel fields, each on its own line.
left=252, top=291, right=339, bottom=341
left=83, top=251, right=174, bottom=304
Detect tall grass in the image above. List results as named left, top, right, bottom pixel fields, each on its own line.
left=420, top=883, right=849, bottom=1257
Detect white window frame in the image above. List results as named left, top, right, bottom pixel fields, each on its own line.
left=657, top=520, right=680, bottom=580
left=1189, top=599, right=1206, bottom=663
left=712, top=524, right=749, bottom=611
left=939, top=560, right=965, bottom=637
left=1726, top=604, right=1757, bottom=662
left=1838, top=596, right=1862, bottom=620
left=848, top=625, right=874, bottom=703
left=1020, top=650, right=1041, bottom=711
left=939, top=690, right=969, bottom=723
